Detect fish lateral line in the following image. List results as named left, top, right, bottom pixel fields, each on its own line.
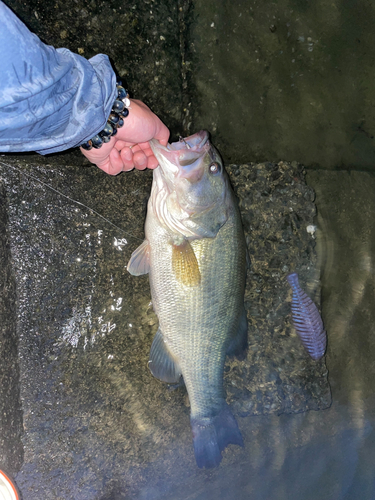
left=129, top=131, right=247, bottom=468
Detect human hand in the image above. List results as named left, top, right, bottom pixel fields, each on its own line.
left=80, top=99, right=169, bottom=175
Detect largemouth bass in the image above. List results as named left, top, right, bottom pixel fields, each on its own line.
left=127, top=130, right=248, bottom=468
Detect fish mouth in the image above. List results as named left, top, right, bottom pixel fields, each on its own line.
left=150, top=130, right=210, bottom=177
left=169, top=130, right=209, bottom=152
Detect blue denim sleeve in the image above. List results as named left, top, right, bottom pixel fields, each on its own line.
left=0, top=1, right=117, bottom=154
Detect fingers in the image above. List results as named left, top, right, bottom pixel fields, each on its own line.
left=121, top=146, right=133, bottom=162
left=100, top=148, right=123, bottom=175
left=133, top=150, right=147, bottom=170
left=118, top=147, right=146, bottom=171
left=119, top=144, right=159, bottom=170
left=147, top=156, right=159, bottom=169
left=87, top=147, right=159, bottom=174
left=79, top=97, right=168, bottom=174
left=135, top=141, right=159, bottom=161
left=120, top=151, right=136, bottom=171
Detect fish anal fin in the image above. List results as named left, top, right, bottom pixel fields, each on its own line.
left=148, top=327, right=182, bottom=383
left=127, top=240, right=151, bottom=276
left=172, top=240, right=201, bottom=287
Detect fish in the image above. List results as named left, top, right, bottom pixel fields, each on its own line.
left=127, top=130, right=248, bottom=468
left=286, top=273, right=326, bottom=360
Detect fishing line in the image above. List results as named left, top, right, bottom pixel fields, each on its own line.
left=0, top=160, right=144, bottom=242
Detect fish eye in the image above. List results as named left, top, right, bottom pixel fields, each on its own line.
left=209, top=162, right=220, bottom=175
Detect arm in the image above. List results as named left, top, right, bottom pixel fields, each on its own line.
left=0, top=1, right=116, bottom=154
left=0, top=1, right=169, bottom=172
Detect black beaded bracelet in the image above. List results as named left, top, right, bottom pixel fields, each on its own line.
left=80, top=81, right=130, bottom=150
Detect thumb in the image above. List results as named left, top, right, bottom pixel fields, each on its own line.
left=154, top=122, right=170, bottom=147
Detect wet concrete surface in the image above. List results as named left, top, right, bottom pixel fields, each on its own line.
left=0, top=155, right=331, bottom=499
left=0, top=183, right=23, bottom=474
left=225, top=162, right=330, bottom=417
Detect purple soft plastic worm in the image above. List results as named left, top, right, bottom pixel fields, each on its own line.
left=286, top=273, right=327, bottom=360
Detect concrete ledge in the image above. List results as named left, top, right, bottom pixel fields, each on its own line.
left=0, top=157, right=329, bottom=498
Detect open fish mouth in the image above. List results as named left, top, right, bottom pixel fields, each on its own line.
left=150, top=131, right=211, bottom=176
left=149, top=129, right=228, bottom=238
left=168, top=130, right=209, bottom=152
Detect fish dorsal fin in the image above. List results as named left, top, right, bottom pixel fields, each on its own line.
left=148, top=327, right=182, bottom=383
left=172, top=240, right=201, bottom=287
left=127, top=240, right=151, bottom=276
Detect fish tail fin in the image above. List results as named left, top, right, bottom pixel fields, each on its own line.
left=191, top=404, right=243, bottom=468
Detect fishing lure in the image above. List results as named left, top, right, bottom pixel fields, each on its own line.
left=286, top=273, right=326, bottom=360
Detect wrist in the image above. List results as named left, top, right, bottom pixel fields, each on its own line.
left=80, top=81, right=130, bottom=150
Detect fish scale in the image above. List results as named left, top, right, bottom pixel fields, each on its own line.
left=148, top=208, right=245, bottom=418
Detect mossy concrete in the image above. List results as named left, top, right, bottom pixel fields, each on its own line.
left=190, top=0, right=375, bottom=169
left=2, top=160, right=375, bottom=498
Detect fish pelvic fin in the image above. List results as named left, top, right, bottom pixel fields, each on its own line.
left=148, top=327, right=182, bottom=383
left=171, top=240, right=201, bottom=287
left=226, top=307, right=248, bottom=360
left=127, top=240, right=151, bottom=276
left=191, top=404, right=243, bottom=469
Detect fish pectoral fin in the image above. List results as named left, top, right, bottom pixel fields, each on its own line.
left=127, top=240, right=151, bottom=276
left=148, top=327, right=182, bottom=383
left=226, top=307, right=248, bottom=360
left=171, top=240, right=201, bottom=287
